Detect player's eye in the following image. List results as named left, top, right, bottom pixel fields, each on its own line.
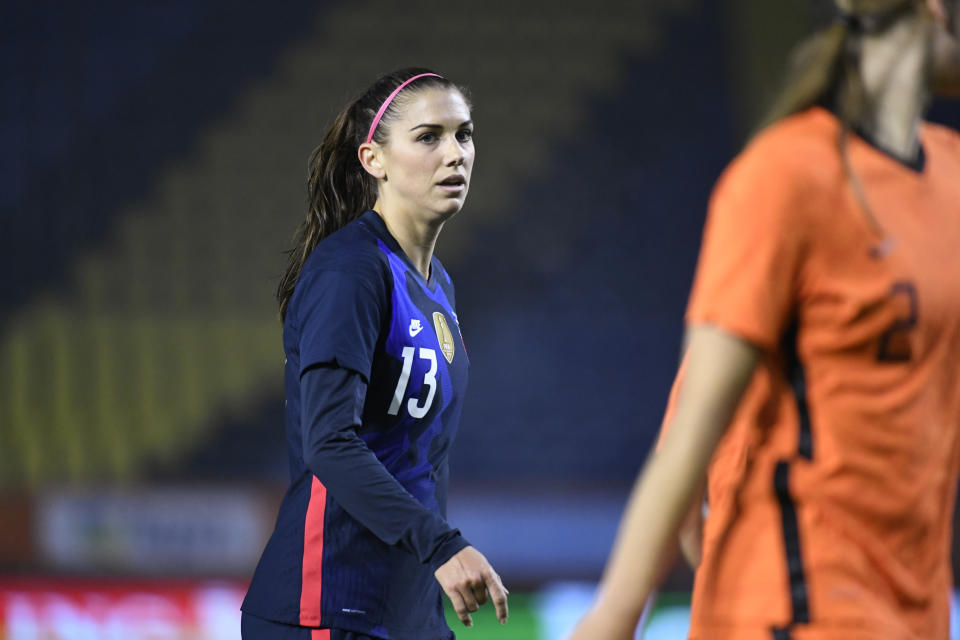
left=456, top=128, right=473, bottom=143
left=417, top=131, right=438, bottom=143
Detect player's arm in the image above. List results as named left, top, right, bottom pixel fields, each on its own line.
left=654, top=348, right=706, bottom=571
left=296, top=265, right=507, bottom=626
left=678, top=483, right=705, bottom=568
left=672, top=335, right=707, bottom=570
left=301, top=364, right=508, bottom=627
left=301, top=364, right=466, bottom=563
left=570, top=324, right=759, bottom=640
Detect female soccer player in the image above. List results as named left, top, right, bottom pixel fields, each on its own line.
left=241, top=68, right=508, bottom=640
left=572, top=1, right=960, bottom=638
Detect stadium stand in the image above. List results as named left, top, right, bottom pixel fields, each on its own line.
left=1, top=0, right=696, bottom=486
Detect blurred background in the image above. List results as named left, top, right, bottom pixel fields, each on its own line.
left=2, top=1, right=959, bottom=638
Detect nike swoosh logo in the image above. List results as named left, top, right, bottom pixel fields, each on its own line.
left=409, top=320, right=423, bottom=337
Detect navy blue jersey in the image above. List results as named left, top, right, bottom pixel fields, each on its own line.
left=243, top=211, right=470, bottom=640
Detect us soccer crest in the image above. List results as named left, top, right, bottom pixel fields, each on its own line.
left=432, top=312, right=455, bottom=363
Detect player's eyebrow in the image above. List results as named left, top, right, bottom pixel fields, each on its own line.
left=409, top=120, right=473, bottom=131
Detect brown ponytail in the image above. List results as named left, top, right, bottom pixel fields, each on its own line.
left=276, top=68, right=456, bottom=321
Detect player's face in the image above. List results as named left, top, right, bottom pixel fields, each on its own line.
left=377, top=88, right=474, bottom=222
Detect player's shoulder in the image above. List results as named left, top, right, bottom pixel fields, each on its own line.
left=301, top=213, right=389, bottom=279
left=729, top=107, right=842, bottom=187
left=708, top=107, right=842, bottom=232
left=291, top=214, right=390, bottom=313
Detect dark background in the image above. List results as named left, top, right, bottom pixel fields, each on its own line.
left=2, top=0, right=959, bottom=595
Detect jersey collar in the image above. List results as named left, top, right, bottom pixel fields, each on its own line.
left=359, top=210, right=438, bottom=291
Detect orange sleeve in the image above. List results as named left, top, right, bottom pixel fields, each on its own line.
left=686, top=140, right=810, bottom=351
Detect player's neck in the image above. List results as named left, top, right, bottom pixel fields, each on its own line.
left=373, top=203, right=440, bottom=280
left=856, top=13, right=931, bottom=161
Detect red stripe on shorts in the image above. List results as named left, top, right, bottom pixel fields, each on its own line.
left=311, top=629, right=331, bottom=640
left=300, top=476, right=327, bottom=625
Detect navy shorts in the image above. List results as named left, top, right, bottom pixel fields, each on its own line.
left=240, top=612, right=380, bottom=640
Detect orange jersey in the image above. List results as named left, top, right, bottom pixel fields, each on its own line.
left=681, top=107, right=960, bottom=639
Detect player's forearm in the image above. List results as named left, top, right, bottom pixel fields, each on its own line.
left=307, top=432, right=468, bottom=566
left=593, top=425, right=711, bottom=621
left=593, top=326, right=759, bottom=621
left=677, top=482, right=706, bottom=570
left=678, top=484, right=705, bottom=569
left=301, top=365, right=469, bottom=566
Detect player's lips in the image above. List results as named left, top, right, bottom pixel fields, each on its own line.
left=436, top=174, right=467, bottom=193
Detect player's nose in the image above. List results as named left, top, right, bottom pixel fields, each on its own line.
left=442, top=135, right=465, bottom=167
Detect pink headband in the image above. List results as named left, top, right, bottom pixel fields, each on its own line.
left=365, top=73, right=442, bottom=143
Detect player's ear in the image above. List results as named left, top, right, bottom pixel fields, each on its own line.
left=358, top=142, right=386, bottom=180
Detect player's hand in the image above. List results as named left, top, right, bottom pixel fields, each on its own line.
left=434, top=545, right=508, bottom=627
left=568, top=604, right=637, bottom=640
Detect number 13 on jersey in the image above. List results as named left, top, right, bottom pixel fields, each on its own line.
left=388, top=347, right=438, bottom=418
